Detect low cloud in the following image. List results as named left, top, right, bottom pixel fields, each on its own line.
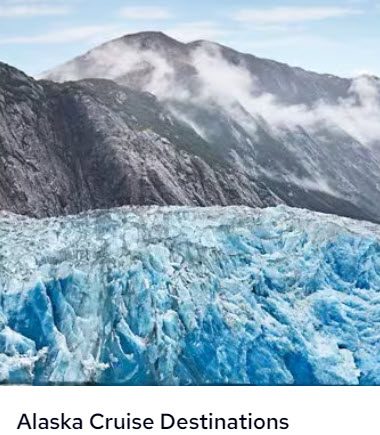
left=202, top=47, right=375, bottom=148
left=145, top=43, right=380, bottom=148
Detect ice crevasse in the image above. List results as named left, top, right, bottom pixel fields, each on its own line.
left=0, top=205, right=379, bottom=385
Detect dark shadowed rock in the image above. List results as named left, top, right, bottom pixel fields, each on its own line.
left=0, top=62, right=279, bottom=217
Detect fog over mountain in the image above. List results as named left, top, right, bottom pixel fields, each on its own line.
left=1, top=32, right=380, bottom=221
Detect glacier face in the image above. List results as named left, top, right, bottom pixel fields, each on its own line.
left=0, top=205, right=379, bottom=385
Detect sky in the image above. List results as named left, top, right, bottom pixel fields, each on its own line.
left=0, top=0, right=379, bottom=77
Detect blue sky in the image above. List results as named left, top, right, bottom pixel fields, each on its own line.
left=0, top=0, right=379, bottom=77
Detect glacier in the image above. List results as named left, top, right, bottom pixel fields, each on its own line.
left=0, top=205, right=379, bottom=385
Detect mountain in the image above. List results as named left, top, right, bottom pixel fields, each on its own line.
left=43, top=31, right=380, bottom=223
left=1, top=205, right=379, bottom=385
left=1, top=31, right=380, bottom=221
left=0, top=61, right=278, bottom=218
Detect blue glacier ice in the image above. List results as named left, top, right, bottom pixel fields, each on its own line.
left=0, top=205, right=379, bottom=385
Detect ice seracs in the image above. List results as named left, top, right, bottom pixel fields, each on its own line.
left=0, top=205, right=379, bottom=385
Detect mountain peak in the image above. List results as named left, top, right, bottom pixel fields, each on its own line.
left=122, top=30, right=174, bottom=40
left=110, top=31, right=185, bottom=50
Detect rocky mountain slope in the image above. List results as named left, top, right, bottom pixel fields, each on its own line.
left=0, top=61, right=278, bottom=218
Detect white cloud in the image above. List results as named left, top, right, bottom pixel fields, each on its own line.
left=0, top=4, right=70, bottom=17
left=119, top=6, right=172, bottom=20
left=353, top=68, right=379, bottom=77
left=4, top=0, right=64, bottom=3
left=148, top=44, right=380, bottom=147
left=42, top=37, right=179, bottom=87
left=233, top=6, right=362, bottom=24
left=0, top=26, right=122, bottom=44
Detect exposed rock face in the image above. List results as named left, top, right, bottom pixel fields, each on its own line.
left=0, top=62, right=278, bottom=218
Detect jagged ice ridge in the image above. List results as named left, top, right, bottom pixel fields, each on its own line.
left=0, top=205, right=379, bottom=385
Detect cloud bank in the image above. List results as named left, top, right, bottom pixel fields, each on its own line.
left=232, top=6, right=362, bottom=25
left=0, top=3, right=70, bottom=17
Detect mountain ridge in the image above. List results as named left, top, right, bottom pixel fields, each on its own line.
left=44, top=31, right=354, bottom=106
left=43, top=31, right=368, bottom=82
